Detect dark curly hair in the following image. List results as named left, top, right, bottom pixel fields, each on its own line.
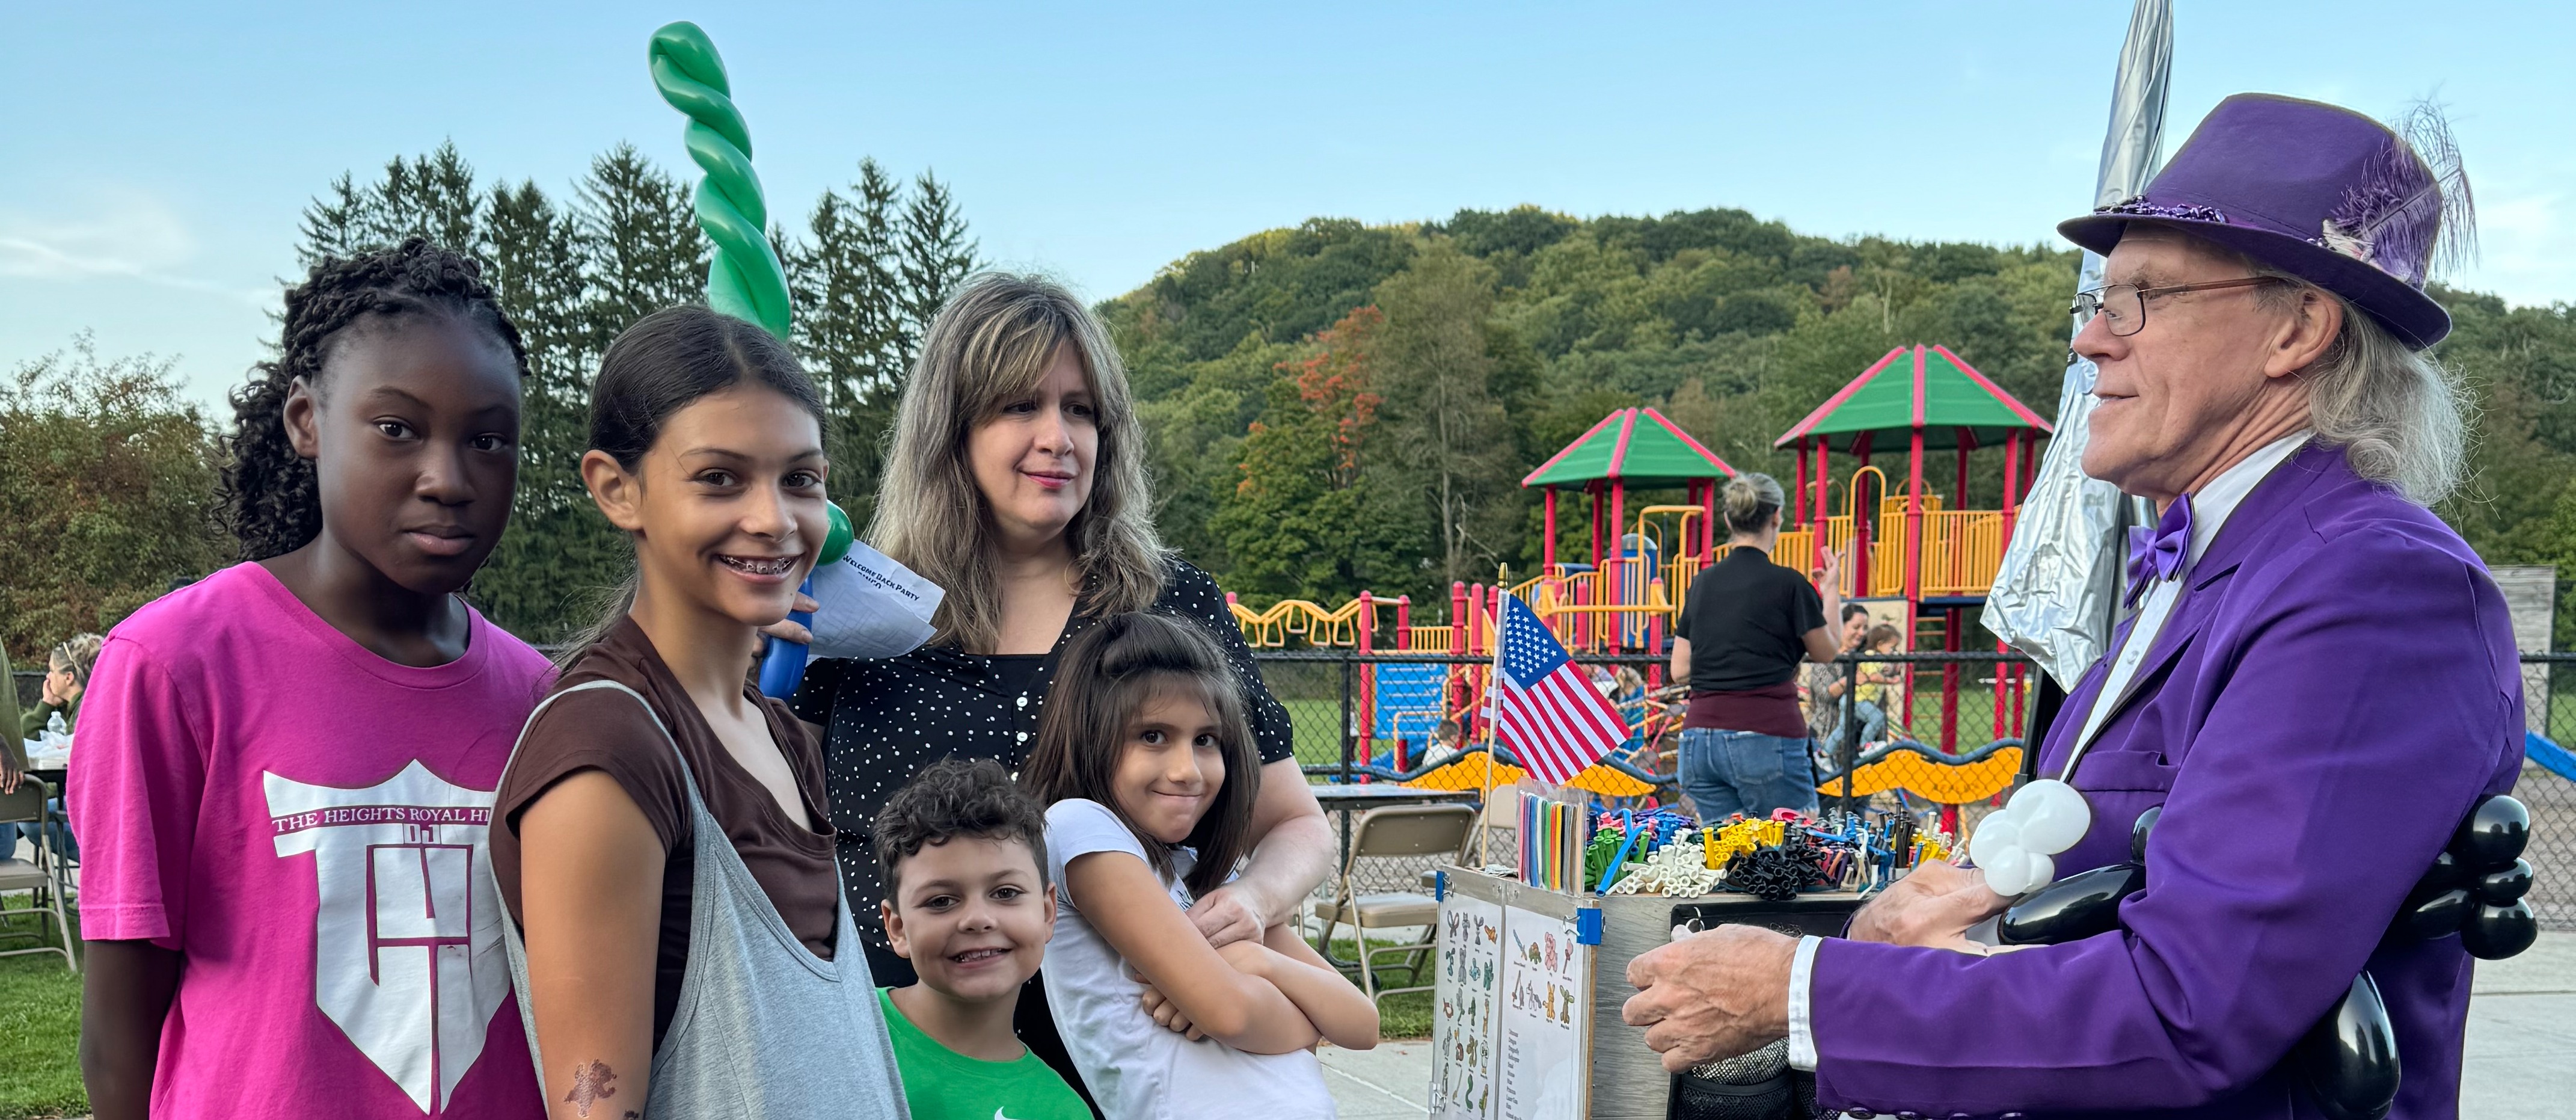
left=872, top=757, right=1052, bottom=893
left=219, top=237, right=530, bottom=561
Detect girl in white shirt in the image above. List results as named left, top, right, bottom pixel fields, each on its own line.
left=1021, top=611, right=1376, bottom=1119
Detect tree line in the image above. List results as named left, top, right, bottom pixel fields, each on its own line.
left=1, top=141, right=977, bottom=655
left=1108, top=206, right=2576, bottom=645
left=11, top=188, right=2576, bottom=662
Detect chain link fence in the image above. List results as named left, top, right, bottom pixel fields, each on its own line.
left=1257, top=650, right=2576, bottom=928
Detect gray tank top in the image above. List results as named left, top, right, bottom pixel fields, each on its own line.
left=491, top=680, right=910, bottom=1119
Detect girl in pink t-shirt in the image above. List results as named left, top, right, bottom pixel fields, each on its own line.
left=72, top=239, right=554, bottom=1120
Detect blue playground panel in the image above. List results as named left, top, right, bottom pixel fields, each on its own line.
left=1619, top=534, right=1660, bottom=648
left=1372, top=662, right=1449, bottom=741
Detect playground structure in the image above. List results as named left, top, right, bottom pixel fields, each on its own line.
left=1230, top=344, right=2053, bottom=813
left=1774, top=343, right=2053, bottom=755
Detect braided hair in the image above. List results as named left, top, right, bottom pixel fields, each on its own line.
left=219, top=238, right=530, bottom=561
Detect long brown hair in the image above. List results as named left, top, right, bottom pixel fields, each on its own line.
left=868, top=273, right=1163, bottom=651
left=1021, top=612, right=1261, bottom=898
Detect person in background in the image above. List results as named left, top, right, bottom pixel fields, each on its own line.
left=871, top=758, right=1089, bottom=1120
left=1421, top=717, right=1466, bottom=768
left=74, top=239, right=552, bottom=1120
left=1802, top=604, right=1870, bottom=774
left=21, top=635, right=100, bottom=740
left=12, top=635, right=100, bottom=860
left=1847, top=624, right=1904, bottom=748
left=1669, top=473, right=1844, bottom=820
left=1, top=645, right=22, bottom=799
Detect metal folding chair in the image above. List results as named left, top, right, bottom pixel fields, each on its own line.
left=0, top=779, right=77, bottom=971
left=1311, top=803, right=1474, bottom=1005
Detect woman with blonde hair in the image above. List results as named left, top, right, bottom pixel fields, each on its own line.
left=788, top=273, right=1332, bottom=1102
left=1667, top=473, right=1842, bottom=819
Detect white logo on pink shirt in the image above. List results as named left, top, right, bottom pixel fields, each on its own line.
left=265, top=761, right=510, bottom=1115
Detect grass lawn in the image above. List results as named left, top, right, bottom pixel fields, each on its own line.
left=0, top=896, right=82, bottom=1120
left=1324, top=937, right=1436, bottom=1039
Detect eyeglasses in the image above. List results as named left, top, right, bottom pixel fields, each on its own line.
left=2070, top=277, right=2283, bottom=338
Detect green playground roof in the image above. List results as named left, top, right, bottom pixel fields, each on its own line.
left=1773, top=345, right=2053, bottom=453
left=1522, top=407, right=1734, bottom=489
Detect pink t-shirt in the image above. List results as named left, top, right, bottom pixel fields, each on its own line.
left=71, top=562, right=554, bottom=1119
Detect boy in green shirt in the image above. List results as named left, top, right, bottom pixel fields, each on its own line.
left=872, top=758, right=1090, bottom=1120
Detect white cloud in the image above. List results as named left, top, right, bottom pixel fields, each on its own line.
left=0, top=185, right=268, bottom=304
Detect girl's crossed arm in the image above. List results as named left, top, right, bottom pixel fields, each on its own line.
left=1066, top=849, right=1321, bottom=1054
left=1241, top=922, right=1380, bottom=1050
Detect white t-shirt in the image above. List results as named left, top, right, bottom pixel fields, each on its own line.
left=1041, top=798, right=1337, bottom=1120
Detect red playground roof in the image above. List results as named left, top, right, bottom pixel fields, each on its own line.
left=1523, top=407, right=1734, bottom=488
left=1774, top=345, right=2052, bottom=452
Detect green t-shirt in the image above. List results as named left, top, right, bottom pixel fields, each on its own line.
left=877, top=988, right=1090, bottom=1120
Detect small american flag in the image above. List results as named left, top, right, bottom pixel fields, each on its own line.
left=1492, top=594, right=1629, bottom=784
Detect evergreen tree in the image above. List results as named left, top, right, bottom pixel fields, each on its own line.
left=577, top=143, right=707, bottom=350
left=476, top=180, right=624, bottom=638
left=898, top=170, right=979, bottom=361
left=785, top=159, right=911, bottom=529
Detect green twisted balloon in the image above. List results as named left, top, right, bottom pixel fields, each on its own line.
left=648, top=22, right=794, bottom=342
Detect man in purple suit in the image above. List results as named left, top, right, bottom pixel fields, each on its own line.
left=1624, top=94, right=2522, bottom=1119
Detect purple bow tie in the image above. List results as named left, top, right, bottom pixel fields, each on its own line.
left=2125, top=495, right=2194, bottom=606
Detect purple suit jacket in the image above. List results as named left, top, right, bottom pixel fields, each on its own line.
left=1811, top=443, right=2523, bottom=1119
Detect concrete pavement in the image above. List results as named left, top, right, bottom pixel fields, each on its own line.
left=1323, top=932, right=2576, bottom=1118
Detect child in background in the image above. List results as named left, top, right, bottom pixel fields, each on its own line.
left=490, top=305, right=904, bottom=1119
left=1022, top=611, right=1376, bottom=1120
left=72, top=240, right=551, bottom=1120
left=1850, top=624, right=1904, bottom=747
left=871, top=758, right=1089, bottom=1120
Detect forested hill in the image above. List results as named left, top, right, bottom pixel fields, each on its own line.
left=1102, top=206, right=2079, bottom=609
left=1100, top=206, right=2576, bottom=641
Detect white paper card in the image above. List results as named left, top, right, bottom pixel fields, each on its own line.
left=805, top=542, right=944, bottom=659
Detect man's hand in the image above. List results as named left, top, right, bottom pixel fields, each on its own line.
left=1846, top=860, right=2009, bottom=951
left=756, top=591, right=820, bottom=648
left=1621, top=924, right=1798, bottom=1072
left=1, top=755, right=20, bottom=795
left=1187, top=883, right=1271, bottom=949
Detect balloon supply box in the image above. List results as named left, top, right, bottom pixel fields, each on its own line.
left=1428, top=866, right=1865, bottom=1120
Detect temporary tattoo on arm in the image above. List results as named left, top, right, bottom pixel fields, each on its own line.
left=565, top=1059, right=619, bottom=1117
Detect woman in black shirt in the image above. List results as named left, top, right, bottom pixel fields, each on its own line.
left=788, top=273, right=1332, bottom=985
left=1670, top=473, right=1844, bottom=819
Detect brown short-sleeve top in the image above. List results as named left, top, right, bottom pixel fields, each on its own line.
left=490, top=616, right=840, bottom=1049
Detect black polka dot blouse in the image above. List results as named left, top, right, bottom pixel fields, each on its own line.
left=792, top=556, right=1295, bottom=970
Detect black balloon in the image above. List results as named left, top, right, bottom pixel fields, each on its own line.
left=2462, top=899, right=2539, bottom=961
left=2296, top=973, right=2401, bottom=1120
left=2000, top=864, right=2147, bottom=946
left=2413, top=850, right=2464, bottom=894
left=2452, top=795, right=2530, bottom=867
left=2397, top=888, right=2471, bottom=942
left=2475, top=858, right=2533, bottom=905
left=2130, top=804, right=2163, bottom=866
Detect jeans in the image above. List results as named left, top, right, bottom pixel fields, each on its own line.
left=13, top=797, right=76, bottom=864
left=1678, top=727, right=1820, bottom=820
left=1824, top=701, right=1889, bottom=754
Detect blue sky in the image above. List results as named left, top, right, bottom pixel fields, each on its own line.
left=10, top=2, right=2571, bottom=412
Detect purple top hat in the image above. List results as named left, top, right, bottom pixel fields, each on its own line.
left=2058, top=94, right=2471, bottom=349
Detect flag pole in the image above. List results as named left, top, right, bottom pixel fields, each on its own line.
left=1477, top=591, right=1507, bottom=871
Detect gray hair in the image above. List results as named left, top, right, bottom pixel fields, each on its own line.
left=869, top=272, right=1165, bottom=651
left=2244, top=265, right=2469, bottom=505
